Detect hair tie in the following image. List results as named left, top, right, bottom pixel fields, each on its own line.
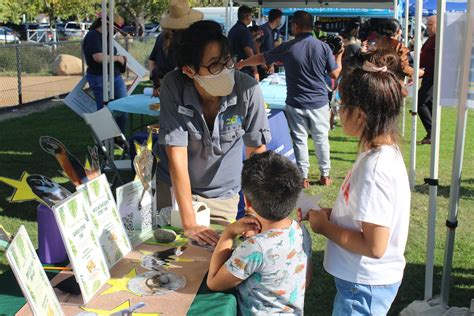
left=362, top=61, right=388, bottom=73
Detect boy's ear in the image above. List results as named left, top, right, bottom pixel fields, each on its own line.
left=244, top=195, right=253, bottom=211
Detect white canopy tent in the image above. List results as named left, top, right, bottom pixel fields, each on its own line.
left=99, top=0, right=471, bottom=311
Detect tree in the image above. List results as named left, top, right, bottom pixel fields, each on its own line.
left=115, top=0, right=167, bottom=36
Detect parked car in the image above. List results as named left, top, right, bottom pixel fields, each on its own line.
left=144, top=23, right=160, bottom=37
left=64, top=22, right=83, bottom=37
left=0, top=27, right=19, bottom=43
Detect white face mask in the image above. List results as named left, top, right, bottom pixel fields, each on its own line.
left=194, top=68, right=235, bottom=97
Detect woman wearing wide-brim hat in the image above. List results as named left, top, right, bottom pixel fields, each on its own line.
left=148, top=0, right=203, bottom=97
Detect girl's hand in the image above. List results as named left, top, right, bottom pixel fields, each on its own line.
left=225, top=217, right=261, bottom=238
left=307, top=209, right=330, bottom=235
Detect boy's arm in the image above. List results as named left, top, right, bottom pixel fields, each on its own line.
left=207, top=230, right=244, bottom=291
left=207, top=217, right=262, bottom=291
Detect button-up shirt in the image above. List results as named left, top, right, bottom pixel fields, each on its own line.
left=155, top=69, right=271, bottom=198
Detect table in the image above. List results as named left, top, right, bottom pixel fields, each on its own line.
left=0, top=244, right=237, bottom=316
left=260, top=76, right=287, bottom=110
left=108, top=94, right=161, bottom=117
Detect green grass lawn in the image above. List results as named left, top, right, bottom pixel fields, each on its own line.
left=0, top=102, right=472, bottom=315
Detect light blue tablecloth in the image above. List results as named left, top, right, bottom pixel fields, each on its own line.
left=107, top=78, right=287, bottom=116
left=108, top=94, right=161, bottom=116
left=260, top=77, right=287, bottom=110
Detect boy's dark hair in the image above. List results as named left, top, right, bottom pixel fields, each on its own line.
left=382, top=18, right=401, bottom=37
left=293, top=11, right=313, bottom=30
left=176, top=20, right=229, bottom=71
left=268, top=9, right=283, bottom=23
left=238, top=6, right=253, bottom=21
left=241, top=151, right=302, bottom=221
left=339, top=49, right=403, bottom=149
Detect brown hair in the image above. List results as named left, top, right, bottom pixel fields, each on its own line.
left=339, top=58, right=403, bottom=149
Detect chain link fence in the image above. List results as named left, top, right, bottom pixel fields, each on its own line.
left=0, top=36, right=156, bottom=108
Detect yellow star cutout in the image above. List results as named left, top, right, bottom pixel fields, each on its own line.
left=100, top=267, right=141, bottom=296
left=82, top=300, right=160, bottom=315
left=0, top=171, right=46, bottom=205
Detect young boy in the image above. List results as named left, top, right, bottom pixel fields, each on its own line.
left=207, top=151, right=312, bottom=315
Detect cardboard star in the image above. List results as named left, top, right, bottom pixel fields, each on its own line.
left=100, top=267, right=141, bottom=296
left=81, top=300, right=160, bottom=315
left=0, top=171, right=46, bottom=205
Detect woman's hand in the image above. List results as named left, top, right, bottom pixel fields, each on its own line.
left=184, top=225, right=220, bottom=246
left=307, top=209, right=330, bottom=234
left=152, top=87, right=160, bottom=97
left=225, top=216, right=261, bottom=238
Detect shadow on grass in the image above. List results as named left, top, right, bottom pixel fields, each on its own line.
left=414, top=184, right=474, bottom=201
left=305, top=252, right=474, bottom=316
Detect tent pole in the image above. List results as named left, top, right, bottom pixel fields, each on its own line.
left=285, top=15, right=289, bottom=41
left=108, top=0, right=115, bottom=100
left=409, top=0, right=423, bottom=191
left=402, top=0, right=410, bottom=137
left=424, top=0, right=445, bottom=300
left=225, top=0, right=229, bottom=35
left=101, top=0, right=109, bottom=103
left=394, top=0, right=399, bottom=18
left=230, top=0, right=234, bottom=29
left=440, top=0, right=474, bottom=306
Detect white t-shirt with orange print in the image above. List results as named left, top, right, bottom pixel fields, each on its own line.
left=324, top=145, right=411, bottom=285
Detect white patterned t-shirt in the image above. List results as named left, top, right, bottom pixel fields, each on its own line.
left=225, top=220, right=312, bottom=315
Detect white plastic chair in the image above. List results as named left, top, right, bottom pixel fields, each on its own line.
left=83, top=107, right=131, bottom=185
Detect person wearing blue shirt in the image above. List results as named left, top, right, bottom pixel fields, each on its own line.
left=236, top=11, right=343, bottom=187
left=258, top=9, right=283, bottom=79
left=228, top=6, right=259, bottom=80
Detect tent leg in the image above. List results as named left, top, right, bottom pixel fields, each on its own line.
left=439, top=0, right=474, bottom=306
left=409, top=0, right=424, bottom=191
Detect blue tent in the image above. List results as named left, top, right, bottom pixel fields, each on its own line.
left=403, top=0, right=467, bottom=17
left=262, top=7, right=395, bottom=18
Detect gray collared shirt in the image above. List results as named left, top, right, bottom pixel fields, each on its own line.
left=155, top=69, right=271, bottom=199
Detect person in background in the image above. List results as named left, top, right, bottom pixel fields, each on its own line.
left=207, top=151, right=312, bottom=315
left=83, top=13, right=128, bottom=132
left=300, top=56, right=410, bottom=315
left=417, top=15, right=437, bottom=145
left=341, top=21, right=361, bottom=65
left=377, top=18, right=420, bottom=90
left=228, top=6, right=259, bottom=80
left=148, top=0, right=203, bottom=97
left=258, top=9, right=283, bottom=79
left=155, top=21, right=271, bottom=246
left=236, top=11, right=343, bottom=187
left=313, top=20, right=327, bottom=39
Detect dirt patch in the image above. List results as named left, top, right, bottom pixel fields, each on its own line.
left=0, top=75, right=82, bottom=107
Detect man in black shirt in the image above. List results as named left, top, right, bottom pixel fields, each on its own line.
left=258, top=9, right=282, bottom=78
left=228, top=6, right=258, bottom=80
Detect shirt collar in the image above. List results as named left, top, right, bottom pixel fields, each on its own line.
left=296, top=32, right=313, bottom=39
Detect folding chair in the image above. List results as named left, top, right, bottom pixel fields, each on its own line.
left=83, top=107, right=131, bottom=186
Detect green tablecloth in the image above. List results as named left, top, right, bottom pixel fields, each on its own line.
left=0, top=269, right=237, bottom=315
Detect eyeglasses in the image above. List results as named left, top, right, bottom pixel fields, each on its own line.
left=200, top=56, right=234, bottom=75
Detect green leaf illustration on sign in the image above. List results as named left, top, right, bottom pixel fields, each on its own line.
left=16, top=237, right=25, bottom=258
left=92, top=216, right=100, bottom=229
left=69, top=239, right=78, bottom=257
left=27, top=285, right=37, bottom=303
left=93, top=280, right=101, bottom=292
left=90, top=180, right=100, bottom=197
left=59, top=208, right=67, bottom=225
left=68, top=199, right=78, bottom=218
left=115, top=249, right=122, bottom=261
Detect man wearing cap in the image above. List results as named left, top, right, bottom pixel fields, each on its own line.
left=149, top=0, right=203, bottom=96
left=236, top=11, right=343, bottom=187
left=228, top=6, right=259, bottom=80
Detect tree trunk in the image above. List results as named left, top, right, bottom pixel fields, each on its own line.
left=135, top=14, right=145, bottom=37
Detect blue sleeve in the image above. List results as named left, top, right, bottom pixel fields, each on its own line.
left=241, top=29, right=255, bottom=52
left=158, top=76, right=189, bottom=147
left=263, top=41, right=289, bottom=65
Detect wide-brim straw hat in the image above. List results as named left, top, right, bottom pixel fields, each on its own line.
left=160, top=0, right=203, bottom=30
